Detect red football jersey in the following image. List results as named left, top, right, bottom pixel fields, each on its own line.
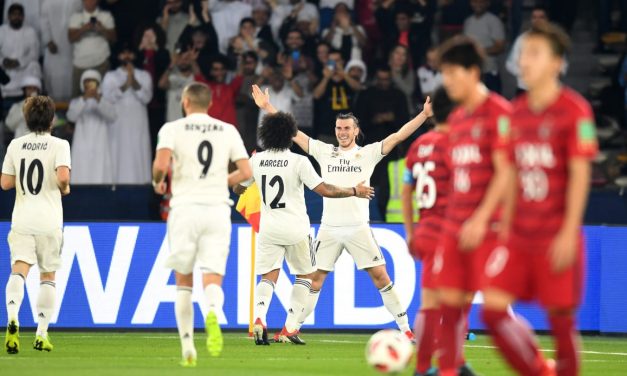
left=510, top=88, right=598, bottom=244
left=444, top=93, right=512, bottom=236
left=405, top=129, right=451, bottom=240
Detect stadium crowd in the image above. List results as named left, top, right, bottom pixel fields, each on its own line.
left=0, top=0, right=625, bottom=215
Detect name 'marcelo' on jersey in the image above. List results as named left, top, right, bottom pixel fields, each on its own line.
left=509, top=87, right=598, bottom=245
left=156, top=113, right=249, bottom=208
left=444, top=93, right=512, bottom=236
left=1, top=133, right=71, bottom=234
left=308, top=139, right=385, bottom=226
left=404, top=129, right=451, bottom=241
left=242, top=150, right=324, bottom=245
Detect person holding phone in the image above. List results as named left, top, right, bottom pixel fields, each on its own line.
left=68, top=0, right=117, bottom=97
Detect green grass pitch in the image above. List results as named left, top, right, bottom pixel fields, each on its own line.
left=2, top=332, right=626, bottom=375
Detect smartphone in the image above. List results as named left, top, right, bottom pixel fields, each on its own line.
left=90, top=16, right=97, bottom=25
left=327, top=60, right=336, bottom=71
left=291, top=50, right=300, bottom=63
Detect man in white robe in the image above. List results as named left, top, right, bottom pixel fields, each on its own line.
left=209, top=0, right=252, bottom=53
left=67, top=69, right=115, bottom=184
left=40, top=0, right=82, bottom=102
left=102, top=46, right=153, bottom=184
left=0, top=3, right=41, bottom=102
left=3, top=0, right=41, bottom=37
left=5, top=76, right=41, bottom=139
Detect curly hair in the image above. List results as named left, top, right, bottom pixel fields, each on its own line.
left=258, top=112, right=298, bottom=151
left=23, top=96, right=55, bottom=134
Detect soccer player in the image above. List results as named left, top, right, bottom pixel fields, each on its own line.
left=152, top=82, right=252, bottom=366
left=482, top=23, right=597, bottom=376
left=233, top=111, right=374, bottom=345
left=436, top=36, right=512, bottom=376
left=1, top=96, right=71, bottom=354
left=251, top=84, right=433, bottom=341
left=402, top=87, right=455, bottom=376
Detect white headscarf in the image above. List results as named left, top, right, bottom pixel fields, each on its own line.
left=344, top=59, right=367, bottom=83
left=79, top=69, right=102, bottom=93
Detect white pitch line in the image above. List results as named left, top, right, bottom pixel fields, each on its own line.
left=466, top=345, right=627, bottom=357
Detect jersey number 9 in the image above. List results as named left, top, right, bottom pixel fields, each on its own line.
left=197, top=140, right=213, bottom=178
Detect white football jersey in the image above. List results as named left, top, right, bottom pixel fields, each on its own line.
left=156, top=113, right=248, bottom=208
left=308, top=139, right=385, bottom=226
left=243, top=149, right=323, bottom=245
left=1, top=133, right=71, bottom=234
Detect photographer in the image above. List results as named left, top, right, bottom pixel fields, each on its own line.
left=68, top=0, right=116, bottom=97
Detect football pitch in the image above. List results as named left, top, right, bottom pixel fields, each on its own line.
left=1, top=332, right=626, bottom=375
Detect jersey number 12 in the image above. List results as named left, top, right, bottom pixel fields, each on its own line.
left=261, top=175, right=286, bottom=209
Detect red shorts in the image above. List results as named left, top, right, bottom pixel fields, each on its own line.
left=410, top=228, right=439, bottom=289
left=434, top=233, right=497, bottom=292
left=484, top=235, right=585, bottom=309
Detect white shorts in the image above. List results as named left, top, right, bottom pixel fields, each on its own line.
left=8, top=229, right=63, bottom=273
left=314, top=224, right=386, bottom=271
left=256, top=236, right=316, bottom=276
left=165, top=204, right=232, bottom=275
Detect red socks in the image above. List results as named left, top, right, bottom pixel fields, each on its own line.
left=482, top=308, right=545, bottom=376
left=438, top=305, right=465, bottom=374
left=414, top=308, right=440, bottom=373
left=549, top=314, right=580, bottom=376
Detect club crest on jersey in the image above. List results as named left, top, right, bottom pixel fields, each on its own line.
left=331, top=147, right=339, bottom=158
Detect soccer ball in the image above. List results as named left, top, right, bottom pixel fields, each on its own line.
left=365, top=329, right=413, bottom=374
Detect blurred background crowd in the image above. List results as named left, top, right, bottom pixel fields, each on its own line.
left=0, top=0, right=626, bottom=221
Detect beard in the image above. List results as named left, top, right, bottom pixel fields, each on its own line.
left=9, top=20, right=23, bottom=29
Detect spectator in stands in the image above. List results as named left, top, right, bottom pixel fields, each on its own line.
left=2, top=0, right=41, bottom=36
left=322, top=3, right=367, bottom=62
left=388, top=44, right=415, bottom=115
left=354, top=65, right=409, bottom=219
left=416, top=46, right=441, bottom=100
left=158, top=0, right=190, bottom=53
left=67, top=69, right=115, bottom=184
left=269, top=0, right=319, bottom=43
left=236, top=51, right=260, bottom=152
left=463, top=0, right=506, bottom=93
left=209, top=0, right=252, bottom=53
left=136, top=23, right=171, bottom=150
left=68, top=0, right=116, bottom=97
left=344, top=58, right=367, bottom=87
left=313, top=49, right=361, bottom=141
left=228, top=18, right=263, bottom=66
left=438, top=0, right=472, bottom=41
left=159, top=49, right=197, bottom=123
left=41, top=0, right=81, bottom=102
left=177, top=5, right=219, bottom=79
left=376, top=4, right=429, bottom=67
left=318, top=0, right=353, bottom=31
left=0, top=3, right=41, bottom=109
left=252, top=4, right=278, bottom=52
left=257, top=64, right=304, bottom=138
left=98, top=0, right=158, bottom=47
left=102, top=44, right=152, bottom=184
left=194, top=54, right=243, bottom=126
left=314, top=41, right=331, bottom=80
left=5, top=76, right=40, bottom=139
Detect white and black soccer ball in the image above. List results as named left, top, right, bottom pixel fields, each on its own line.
left=365, top=329, right=413, bottom=374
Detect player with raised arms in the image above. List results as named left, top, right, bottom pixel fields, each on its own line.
left=435, top=35, right=512, bottom=376
left=233, top=111, right=375, bottom=345
left=2, top=96, right=71, bottom=354
left=152, top=82, right=252, bottom=366
left=482, top=22, right=597, bottom=376
left=402, top=87, right=455, bottom=376
left=251, top=84, right=432, bottom=341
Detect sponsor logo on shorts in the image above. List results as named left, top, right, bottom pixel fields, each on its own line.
left=485, top=246, right=509, bottom=278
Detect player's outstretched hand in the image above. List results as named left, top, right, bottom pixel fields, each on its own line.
left=458, top=216, right=487, bottom=252
left=549, top=228, right=578, bottom=273
left=355, top=181, right=375, bottom=200
left=422, top=96, right=433, bottom=117
left=252, top=84, right=270, bottom=110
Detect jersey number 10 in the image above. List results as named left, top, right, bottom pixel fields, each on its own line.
left=19, top=158, right=44, bottom=196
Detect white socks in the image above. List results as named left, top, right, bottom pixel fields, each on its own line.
left=254, top=279, right=275, bottom=326
left=5, top=273, right=25, bottom=323
left=36, top=281, right=56, bottom=337
left=204, top=283, right=224, bottom=314
left=379, top=282, right=410, bottom=333
left=296, top=289, right=320, bottom=331
left=175, top=287, right=195, bottom=357
left=284, top=278, right=311, bottom=333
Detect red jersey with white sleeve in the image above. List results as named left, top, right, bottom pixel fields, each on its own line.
left=443, top=93, right=512, bottom=237
left=510, top=87, right=598, bottom=245
left=405, top=129, right=451, bottom=242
